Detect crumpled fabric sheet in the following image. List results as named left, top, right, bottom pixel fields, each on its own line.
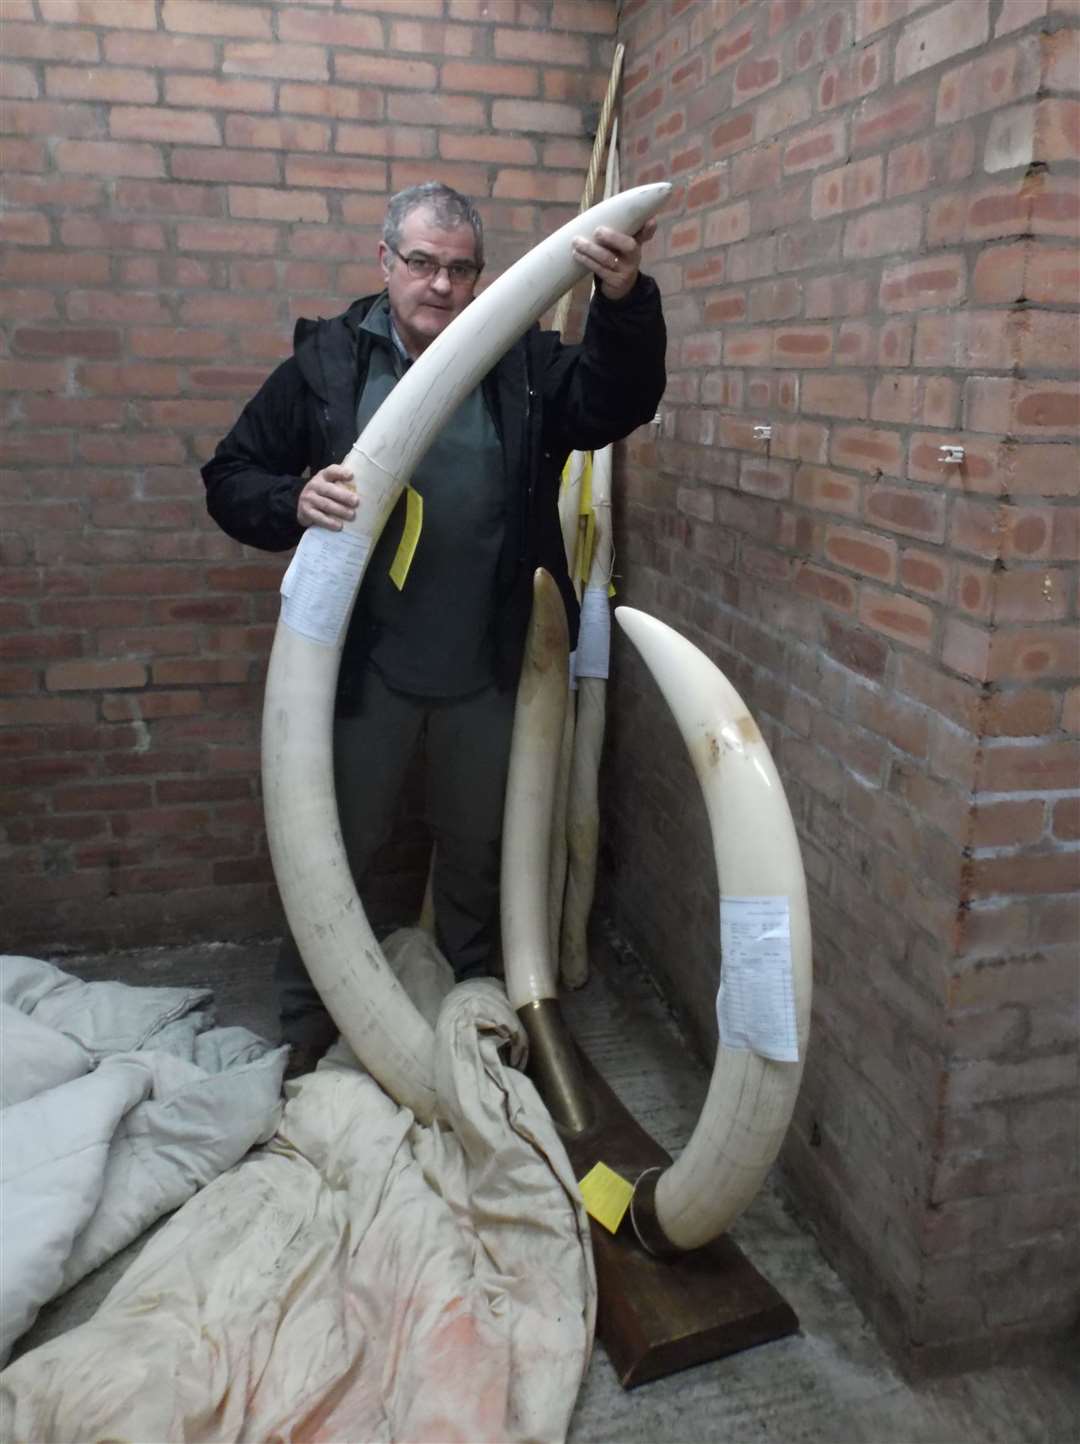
left=0, top=955, right=287, bottom=1368
left=1, top=930, right=596, bottom=1443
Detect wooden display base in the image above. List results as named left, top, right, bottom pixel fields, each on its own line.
left=560, top=1048, right=799, bottom=1389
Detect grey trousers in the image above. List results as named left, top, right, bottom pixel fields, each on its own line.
left=275, top=666, right=516, bottom=1046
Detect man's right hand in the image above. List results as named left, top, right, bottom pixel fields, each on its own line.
left=297, top=464, right=358, bottom=530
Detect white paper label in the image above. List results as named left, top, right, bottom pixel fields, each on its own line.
left=280, top=526, right=371, bottom=647
left=575, top=584, right=611, bottom=679
left=717, top=896, right=799, bottom=1062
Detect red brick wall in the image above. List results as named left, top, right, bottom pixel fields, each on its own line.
left=604, top=0, right=1078, bottom=1370
left=1, top=0, right=616, bottom=950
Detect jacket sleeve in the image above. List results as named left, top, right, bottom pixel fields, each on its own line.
left=537, top=273, right=666, bottom=456
left=200, top=356, right=313, bottom=553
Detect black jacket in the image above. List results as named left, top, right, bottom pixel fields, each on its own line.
left=202, top=276, right=666, bottom=694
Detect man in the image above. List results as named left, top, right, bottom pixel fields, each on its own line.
left=203, top=182, right=666, bottom=1074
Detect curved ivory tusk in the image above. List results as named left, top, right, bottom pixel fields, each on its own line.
left=559, top=442, right=613, bottom=988
left=501, top=569, right=592, bottom=1134
left=614, top=607, right=812, bottom=1252
left=263, top=183, right=672, bottom=1121
left=557, top=451, right=588, bottom=580
left=548, top=452, right=588, bottom=956
left=501, top=570, right=569, bottom=1011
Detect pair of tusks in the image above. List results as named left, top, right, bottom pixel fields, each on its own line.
left=262, top=178, right=812, bottom=1254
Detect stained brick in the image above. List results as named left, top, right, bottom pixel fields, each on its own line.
left=46, top=659, right=148, bottom=692
left=222, top=43, right=330, bottom=82
left=754, top=80, right=812, bottom=140
left=494, top=29, right=587, bottom=66
left=812, top=156, right=883, bottom=218
left=866, top=482, right=946, bottom=542
left=228, top=188, right=329, bottom=224
left=804, top=272, right=871, bottom=318
left=284, top=155, right=386, bottom=191
left=175, top=220, right=279, bottom=255
left=1036, top=97, right=1080, bottom=162
left=172, top=148, right=281, bottom=184
left=710, top=110, right=755, bottom=157
left=1042, top=25, right=1080, bottom=90
left=166, top=75, right=276, bottom=112
left=826, top=525, right=898, bottom=582
left=702, top=201, right=750, bottom=246
left=775, top=325, right=833, bottom=366
left=783, top=118, right=846, bottom=172
left=831, top=426, right=905, bottom=476
left=990, top=627, right=1080, bottom=683
left=965, top=378, right=1080, bottom=436
left=853, top=83, right=935, bottom=151
left=880, top=254, right=966, bottom=311
left=55, top=140, right=165, bottom=178
left=894, top=0, right=989, bottom=82
left=110, top=105, right=221, bottom=146
left=936, top=37, right=1041, bottom=125
left=822, top=614, right=888, bottom=681
left=103, top=31, right=215, bottom=69
left=818, top=38, right=886, bottom=111
left=3, top=21, right=101, bottom=62
left=795, top=562, right=857, bottom=612
left=734, top=48, right=783, bottom=102
left=972, top=242, right=1080, bottom=305
left=45, top=65, right=158, bottom=104
left=981, top=738, right=1080, bottom=791
left=162, top=1, right=271, bottom=37
left=278, top=8, right=382, bottom=48
left=859, top=585, right=934, bottom=651
left=843, top=200, right=921, bottom=258
left=712, top=23, right=754, bottom=73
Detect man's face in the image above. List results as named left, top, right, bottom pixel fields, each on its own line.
left=378, top=206, right=480, bottom=359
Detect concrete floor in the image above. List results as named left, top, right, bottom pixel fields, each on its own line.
left=11, top=935, right=1080, bottom=1442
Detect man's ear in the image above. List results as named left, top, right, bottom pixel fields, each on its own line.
left=377, top=241, right=391, bottom=281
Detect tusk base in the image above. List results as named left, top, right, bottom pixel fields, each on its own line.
left=516, top=998, right=593, bottom=1135
left=629, top=1167, right=682, bottom=1259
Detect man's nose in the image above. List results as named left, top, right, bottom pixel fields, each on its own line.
left=429, top=267, right=453, bottom=293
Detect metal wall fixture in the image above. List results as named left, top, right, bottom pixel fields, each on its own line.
left=753, top=424, right=772, bottom=441
left=939, top=444, right=965, bottom=464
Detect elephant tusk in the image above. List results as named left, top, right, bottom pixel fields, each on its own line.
left=614, top=607, right=813, bottom=1252
left=263, top=185, right=671, bottom=1122
left=501, top=569, right=592, bottom=1134
left=501, top=569, right=569, bottom=1011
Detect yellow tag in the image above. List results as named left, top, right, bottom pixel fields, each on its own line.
left=578, top=1161, right=634, bottom=1234
left=578, top=451, right=593, bottom=512
left=608, top=581, right=617, bottom=598
left=389, top=486, right=423, bottom=590
left=576, top=453, right=595, bottom=583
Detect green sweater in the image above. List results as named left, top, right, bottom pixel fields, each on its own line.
left=356, top=297, right=506, bottom=698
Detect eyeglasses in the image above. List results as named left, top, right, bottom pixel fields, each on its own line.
left=390, top=246, right=481, bottom=287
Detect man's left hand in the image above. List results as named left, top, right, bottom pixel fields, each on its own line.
left=571, top=219, right=657, bottom=302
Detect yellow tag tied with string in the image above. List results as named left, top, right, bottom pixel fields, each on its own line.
left=576, top=452, right=596, bottom=584
left=389, top=486, right=423, bottom=590
left=578, top=1161, right=634, bottom=1234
